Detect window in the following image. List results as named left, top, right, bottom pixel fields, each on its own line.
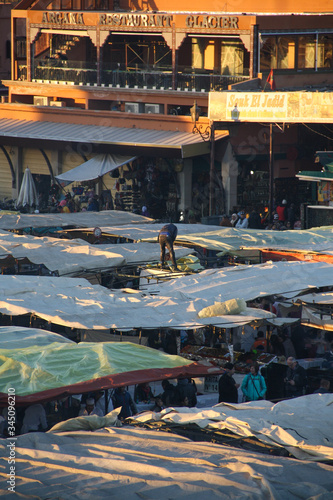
left=260, top=33, right=333, bottom=72
left=277, top=36, right=295, bottom=69
left=298, top=35, right=316, bottom=69
left=317, top=34, right=333, bottom=69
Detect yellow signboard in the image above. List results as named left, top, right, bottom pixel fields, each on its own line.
left=209, top=91, right=333, bottom=123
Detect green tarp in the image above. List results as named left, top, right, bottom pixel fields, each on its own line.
left=0, top=340, right=221, bottom=404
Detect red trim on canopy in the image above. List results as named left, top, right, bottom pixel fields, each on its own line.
left=0, top=362, right=223, bottom=406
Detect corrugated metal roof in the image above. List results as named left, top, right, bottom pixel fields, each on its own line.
left=0, top=118, right=227, bottom=158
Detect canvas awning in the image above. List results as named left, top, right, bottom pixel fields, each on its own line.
left=55, top=154, right=136, bottom=184
left=0, top=339, right=222, bottom=404
left=0, top=118, right=220, bottom=158
left=296, top=170, right=333, bottom=182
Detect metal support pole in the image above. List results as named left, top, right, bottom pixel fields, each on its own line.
left=209, top=121, right=215, bottom=216
left=269, top=123, right=274, bottom=218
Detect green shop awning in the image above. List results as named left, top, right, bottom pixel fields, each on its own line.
left=296, top=170, right=333, bottom=182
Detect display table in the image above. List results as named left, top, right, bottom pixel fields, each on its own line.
left=297, top=358, right=325, bottom=370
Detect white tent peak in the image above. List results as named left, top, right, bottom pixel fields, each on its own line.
left=55, top=154, right=137, bottom=184
left=16, top=167, right=39, bottom=208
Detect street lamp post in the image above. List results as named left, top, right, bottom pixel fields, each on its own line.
left=190, top=101, right=214, bottom=215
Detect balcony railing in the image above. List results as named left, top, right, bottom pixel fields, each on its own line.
left=23, top=60, right=249, bottom=91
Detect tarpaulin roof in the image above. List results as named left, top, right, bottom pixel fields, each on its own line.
left=296, top=292, right=333, bottom=331
left=55, top=154, right=137, bottom=183
left=1, top=401, right=332, bottom=498
left=176, top=226, right=333, bottom=254
left=0, top=230, right=191, bottom=276
left=0, top=260, right=329, bottom=331
left=153, top=260, right=333, bottom=302
left=74, top=224, right=333, bottom=254
left=132, top=394, right=333, bottom=462
left=0, top=341, right=222, bottom=404
left=64, top=223, right=219, bottom=242
left=0, top=326, right=74, bottom=349
left=0, top=210, right=153, bottom=231
left=0, top=274, right=276, bottom=330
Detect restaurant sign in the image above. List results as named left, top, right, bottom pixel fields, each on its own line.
left=209, top=91, right=333, bottom=123
left=41, top=12, right=239, bottom=30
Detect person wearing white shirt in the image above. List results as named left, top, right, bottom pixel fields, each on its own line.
left=235, top=211, right=249, bottom=229
left=79, top=398, right=103, bottom=417
left=21, top=404, right=48, bottom=434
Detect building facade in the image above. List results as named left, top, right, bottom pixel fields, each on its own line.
left=0, top=0, right=333, bottom=217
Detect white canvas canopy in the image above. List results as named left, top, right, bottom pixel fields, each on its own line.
left=55, top=154, right=136, bottom=183
left=1, top=403, right=333, bottom=498
left=153, top=260, right=333, bottom=302
left=0, top=210, right=153, bottom=231
left=0, top=261, right=331, bottom=330
left=0, top=274, right=276, bottom=330
left=132, top=394, right=333, bottom=461
left=0, top=230, right=191, bottom=276
left=68, top=224, right=333, bottom=254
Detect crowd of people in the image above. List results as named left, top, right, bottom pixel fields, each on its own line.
left=1, top=354, right=331, bottom=437
left=219, top=199, right=300, bottom=230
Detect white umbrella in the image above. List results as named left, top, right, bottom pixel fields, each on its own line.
left=16, top=167, right=39, bottom=208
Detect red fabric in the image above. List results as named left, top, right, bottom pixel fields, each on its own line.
left=0, top=362, right=224, bottom=407
left=276, top=205, right=286, bottom=221
left=266, top=69, right=276, bottom=90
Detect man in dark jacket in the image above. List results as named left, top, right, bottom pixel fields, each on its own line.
left=158, top=223, right=178, bottom=271
left=284, top=357, right=307, bottom=398
left=112, top=387, right=137, bottom=420
left=176, top=378, right=197, bottom=407
left=218, top=362, right=240, bottom=403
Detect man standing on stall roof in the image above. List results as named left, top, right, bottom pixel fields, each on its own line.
left=158, top=223, right=179, bottom=271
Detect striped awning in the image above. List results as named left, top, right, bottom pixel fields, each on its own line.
left=0, top=118, right=227, bottom=158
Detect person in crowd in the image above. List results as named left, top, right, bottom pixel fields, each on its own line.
left=220, top=214, right=232, bottom=227
left=287, top=202, right=296, bottom=229
left=291, top=325, right=306, bottom=359
left=235, top=210, right=249, bottom=229
left=161, top=379, right=177, bottom=407
left=280, top=333, right=296, bottom=358
left=87, top=195, right=99, bottom=212
left=230, top=213, right=239, bottom=227
left=112, top=387, right=137, bottom=420
left=21, top=404, right=48, bottom=434
left=163, top=330, right=178, bottom=354
left=241, top=362, right=267, bottom=402
left=248, top=207, right=262, bottom=229
left=134, top=382, right=154, bottom=403
left=94, top=390, right=112, bottom=415
left=79, top=397, right=104, bottom=417
left=65, top=192, right=75, bottom=212
left=284, top=357, right=307, bottom=398
left=260, top=297, right=277, bottom=315
left=158, top=223, right=178, bottom=271
left=269, top=334, right=285, bottom=356
left=322, top=341, right=333, bottom=369
left=313, top=378, right=330, bottom=394
left=58, top=199, right=70, bottom=213
left=175, top=378, right=197, bottom=407
left=150, top=395, right=165, bottom=412
left=218, top=362, right=240, bottom=403
left=251, top=331, right=268, bottom=352
left=276, top=199, right=287, bottom=222
left=141, top=205, right=150, bottom=217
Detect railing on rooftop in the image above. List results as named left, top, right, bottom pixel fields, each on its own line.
left=18, top=60, right=249, bottom=92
